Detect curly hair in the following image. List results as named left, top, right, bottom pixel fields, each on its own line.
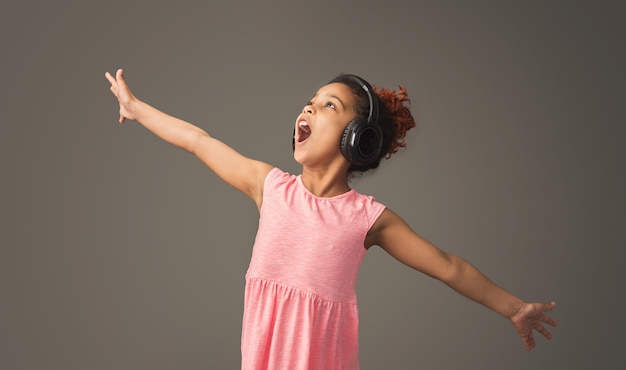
left=328, top=74, right=417, bottom=174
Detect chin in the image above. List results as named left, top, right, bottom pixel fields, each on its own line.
left=293, top=150, right=305, bottom=166
left=293, top=150, right=319, bottom=169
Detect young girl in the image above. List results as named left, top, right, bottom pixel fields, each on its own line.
left=105, top=69, right=557, bottom=369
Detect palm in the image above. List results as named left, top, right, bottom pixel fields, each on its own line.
left=511, top=301, right=557, bottom=351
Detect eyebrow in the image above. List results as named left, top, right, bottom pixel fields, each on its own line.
left=311, top=93, right=346, bottom=109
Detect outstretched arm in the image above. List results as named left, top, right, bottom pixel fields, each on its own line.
left=104, top=69, right=273, bottom=208
left=366, top=208, right=557, bottom=351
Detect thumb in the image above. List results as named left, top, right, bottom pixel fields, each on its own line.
left=542, top=301, right=557, bottom=313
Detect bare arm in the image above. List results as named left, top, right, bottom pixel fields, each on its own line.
left=105, top=69, right=273, bottom=207
left=366, top=208, right=557, bottom=351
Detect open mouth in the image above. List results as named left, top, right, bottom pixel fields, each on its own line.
left=297, top=121, right=311, bottom=143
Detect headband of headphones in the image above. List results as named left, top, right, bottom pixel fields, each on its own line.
left=344, top=74, right=379, bottom=129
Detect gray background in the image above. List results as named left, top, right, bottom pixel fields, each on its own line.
left=1, top=1, right=624, bottom=369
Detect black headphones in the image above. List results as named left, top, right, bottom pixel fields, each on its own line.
left=292, top=74, right=383, bottom=167
left=339, top=74, right=382, bottom=166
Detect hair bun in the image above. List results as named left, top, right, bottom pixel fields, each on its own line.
left=375, top=85, right=416, bottom=158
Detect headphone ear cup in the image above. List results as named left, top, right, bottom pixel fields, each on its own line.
left=356, top=124, right=383, bottom=163
left=341, top=118, right=383, bottom=166
left=340, top=118, right=361, bottom=163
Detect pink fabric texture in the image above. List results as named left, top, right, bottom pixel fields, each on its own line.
left=241, top=168, right=386, bottom=369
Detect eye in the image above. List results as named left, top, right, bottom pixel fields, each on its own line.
left=324, top=102, right=336, bottom=109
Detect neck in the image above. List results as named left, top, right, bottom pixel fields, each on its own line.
left=300, top=164, right=351, bottom=198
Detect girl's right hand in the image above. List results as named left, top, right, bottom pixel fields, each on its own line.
left=510, top=301, right=557, bottom=351
left=104, top=69, right=138, bottom=123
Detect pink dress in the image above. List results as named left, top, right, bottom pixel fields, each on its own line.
left=241, top=168, right=386, bottom=369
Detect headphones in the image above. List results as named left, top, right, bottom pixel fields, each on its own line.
left=292, top=74, right=383, bottom=167
left=339, top=74, right=382, bottom=166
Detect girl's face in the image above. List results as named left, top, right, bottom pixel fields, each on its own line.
left=294, top=82, right=357, bottom=169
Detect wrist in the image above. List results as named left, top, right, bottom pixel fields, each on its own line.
left=507, top=300, right=527, bottom=321
left=126, top=99, right=148, bottom=121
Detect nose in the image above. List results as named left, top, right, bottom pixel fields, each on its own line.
left=302, top=105, right=314, bottom=114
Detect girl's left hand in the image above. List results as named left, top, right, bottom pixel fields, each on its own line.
left=510, top=301, right=557, bottom=351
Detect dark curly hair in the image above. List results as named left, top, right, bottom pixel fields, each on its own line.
left=328, top=74, right=416, bottom=174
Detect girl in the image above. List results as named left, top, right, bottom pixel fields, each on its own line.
left=105, top=69, right=557, bottom=369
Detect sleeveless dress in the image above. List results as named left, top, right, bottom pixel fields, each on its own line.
left=241, top=168, right=386, bottom=369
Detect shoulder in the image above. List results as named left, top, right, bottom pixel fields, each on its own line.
left=258, top=167, right=296, bottom=208
left=367, top=207, right=398, bottom=234
left=263, top=167, right=296, bottom=190
left=350, top=190, right=387, bottom=230
left=365, top=208, right=410, bottom=249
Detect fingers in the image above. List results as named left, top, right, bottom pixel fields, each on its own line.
left=520, top=332, right=536, bottom=351
left=104, top=71, right=117, bottom=86
left=522, top=313, right=555, bottom=351
left=513, top=301, right=557, bottom=351
left=115, top=68, right=125, bottom=87
left=540, top=302, right=557, bottom=328
left=104, top=69, right=123, bottom=80
left=105, top=68, right=131, bottom=124
left=104, top=69, right=124, bottom=88
left=542, top=314, right=558, bottom=328
left=105, top=71, right=119, bottom=99
left=534, top=323, right=553, bottom=340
